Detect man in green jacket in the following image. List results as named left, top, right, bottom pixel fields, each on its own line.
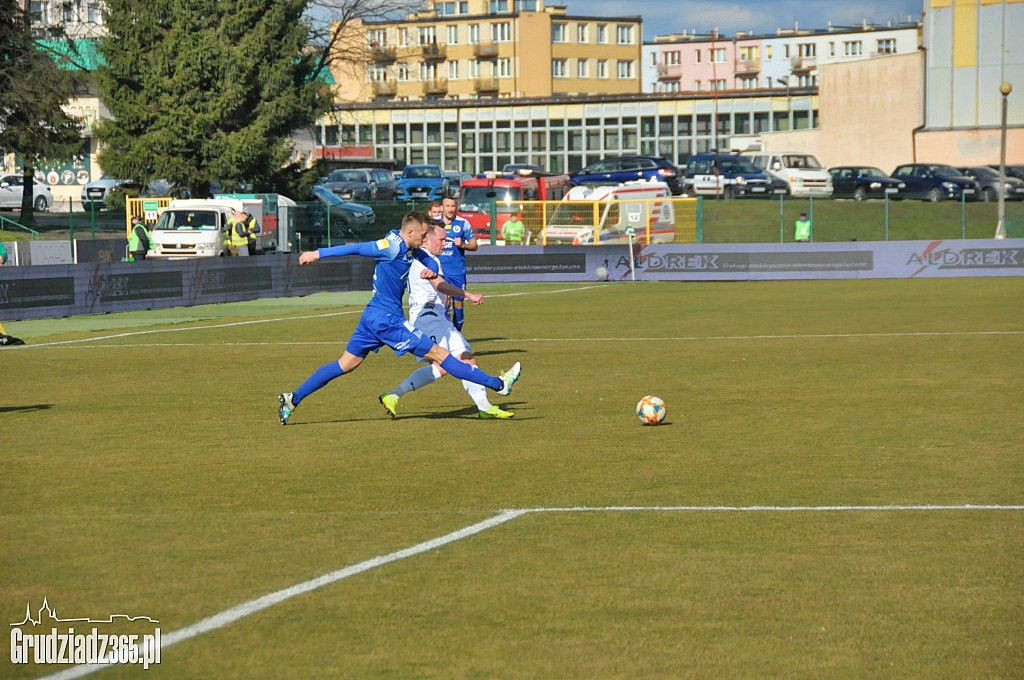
left=128, top=216, right=152, bottom=260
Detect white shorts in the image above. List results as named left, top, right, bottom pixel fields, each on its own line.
left=412, top=308, right=471, bottom=357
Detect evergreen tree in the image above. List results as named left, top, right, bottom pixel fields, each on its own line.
left=94, top=0, right=331, bottom=198
left=0, top=3, right=85, bottom=223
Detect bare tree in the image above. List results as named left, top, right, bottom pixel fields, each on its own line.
left=304, top=0, right=421, bottom=79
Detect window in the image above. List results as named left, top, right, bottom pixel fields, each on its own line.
left=616, top=25, right=633, bottom=45
left=492, top=22, right=510, bottom=42
left=552, top=23, right=566, bottom=43
left=577, top=58, right=588, bottom=78
left=663, top=81, right=680, bottom=93
left=420, top=63, right=439, bottom=81
left=577, top=24, right=588, bottom=43
left=552, top=59, right=567, bottom=78
left=765, top=45, right=773, bottom=60
left=448, top=61, right=459, bottom=79
left=87, top=2, right=102, bottom=23
left=617, top=60, right=633, bottom=79
left=597, top=59, right=607, bottom=79
left=447, top=25, right=459, bottom=44
left=419, top=27, right=436, bottom=46
left=596, top=24, right=607, bottom=44
left=437, top=1, right=456, bottom=15
left=829, top=42, right=835, bottom=57
left=710, top=47, right=726, bottom=63
left=399, top=28, right=409, bottom=47
left=514, top=0, right=538, bottom=9
left=497, top=58, right=511, bottom=77
left=739, top=46, right=758, bottom=62
left=844, top=40, right=863, bottom=56
left=397, top=64, right=409, bottom=81
left=469, top=24, right=479, bottom=43
left=710, top=79, right=726, bottom=90
left=489, top=0, right=506, bottom=12
left=798, top=42, right=815, bottom=57
left=371, top=28, right=387, bottom=46
left=666, top=51, right=681, bottom=65
left=876, top=39, right=896, bottom=55
left=694, top=50, right=701, bottom=64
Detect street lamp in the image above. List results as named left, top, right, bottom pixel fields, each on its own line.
left=997, top=81, right=1013, bottom=239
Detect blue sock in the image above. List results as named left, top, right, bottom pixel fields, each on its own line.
left=453, top=307, right=465, bottom=331
left=293, top=361, right=345, bottom=405
left=440, top=354, right=501, bottom=391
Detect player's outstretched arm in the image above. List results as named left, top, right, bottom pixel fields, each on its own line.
left=435, top=279, right=483, bottom=305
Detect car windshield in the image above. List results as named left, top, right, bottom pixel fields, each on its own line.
left=782, top=154, right=822, bottom=169
left=859, top=167, right=887, bottom=178
left=155, top=210, right=218, bottom=230
left=932, top=165, right=963, bottom=176
left=720, top=159, right=761, bottom=174
left=966, top=166, right=998, bottom=179
left=459, top=186, right=522, bottom=213
left=404, top=167, right=441, bottom=178
left=328, top=170, right=367, bottom=182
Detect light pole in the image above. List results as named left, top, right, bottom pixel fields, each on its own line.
left=997, top=81, right=1013, bottom=239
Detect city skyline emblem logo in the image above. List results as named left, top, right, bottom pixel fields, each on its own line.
left=10, top=597, right=161, bottom=670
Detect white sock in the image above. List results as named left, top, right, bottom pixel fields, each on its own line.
left=463, top=380, right=492, bottom=411
left=394, top=365, right=440, bottom=396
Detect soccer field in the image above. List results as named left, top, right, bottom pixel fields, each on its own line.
left=3, top=278, right=1022, bottom=678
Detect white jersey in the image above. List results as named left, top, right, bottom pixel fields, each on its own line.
left=408, top=255, right=447, bottom=323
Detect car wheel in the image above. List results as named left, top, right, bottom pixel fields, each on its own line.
left=853, top=186, right=866, bottom=201
left=33, top=195, right=49, bottom=212
left=927, top=187, right=942, bottom=203
left=722, top=185, right=736, bottom=199
left=981, top=187, right=995, bottom=202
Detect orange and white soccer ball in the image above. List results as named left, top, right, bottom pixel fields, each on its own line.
left=636, top=395, right=667, bottom=425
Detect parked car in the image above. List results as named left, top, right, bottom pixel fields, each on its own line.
left=956, top=166, right=1024, bottom=202
left=445, top=171, right=473, bottom=198
left=891, top=164, right=979, bottom=202
left=742, top=151, right=834, bottom=197
left=683, top=153, right=775, bottom=198
left=320, top=167, right=397, bottom=201
left=989, top=164, right=1024, bottom=182
left=570, top=156, right=684, bottom=195
left=312, top=186, right=376, bottom=231
left=828, top=166, right=905, bottom=200
left=80, top=177, right=130, bottom=209
left=395, top=164, right=449, bottom=201
left=0, top=174, right=53, bottom=211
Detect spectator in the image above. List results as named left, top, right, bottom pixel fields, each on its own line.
left=502, top=212, right=525, bottom=245
left=0, top=240, right=8, bottom=266
left=128, top=216, right=152, bottom=261
left=794, top=212, right=811, bottom=242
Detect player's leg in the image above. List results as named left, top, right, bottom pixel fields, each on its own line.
left=422, top=344, right=520, bottom=396
left=446, top=274, right=467, bottom=331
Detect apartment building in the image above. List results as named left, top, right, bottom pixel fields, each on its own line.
left=334, top=0, right=642, bottom=102
left=644, top=21, right=920, bottom=94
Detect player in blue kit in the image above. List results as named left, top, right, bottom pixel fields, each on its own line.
left=439, top=195, right=476, bottom=331
left=277, top=212, right=521, bottom=425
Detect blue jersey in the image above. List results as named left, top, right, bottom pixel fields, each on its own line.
left=439, top=215, right=475, bottom=279
left=318, top=230, right=436, bottom=318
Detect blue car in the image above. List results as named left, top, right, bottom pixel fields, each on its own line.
left=395, top=164, right=449, bottom=201
left=570, top=156, right=684, bottom=195
left=891, top=164, right=979, bottom=202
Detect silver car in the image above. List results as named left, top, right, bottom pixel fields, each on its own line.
left=0, top=174, right=53, bottom=211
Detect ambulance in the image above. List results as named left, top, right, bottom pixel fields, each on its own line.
left=542, top=180, right=677, bottom=246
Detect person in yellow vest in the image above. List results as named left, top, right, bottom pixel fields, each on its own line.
left=794, top=212, right=811, bottom=242
left=226, top=210, right=253, bottom=256
left=127, top=215, right=152, bottom=260
left=502, top=212, right=525, bottom=245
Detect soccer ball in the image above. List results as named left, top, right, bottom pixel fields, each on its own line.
left=636, top=395, right=666, bottom=425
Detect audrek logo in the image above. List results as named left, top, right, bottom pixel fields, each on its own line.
left=10, top=598, right=161, bottom=670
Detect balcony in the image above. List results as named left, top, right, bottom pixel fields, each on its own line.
left=790, top=56, right=817, bottom=72
left=656, top=63, right=682, bottom=80
left=475, top=76, right=500, bottom=93
left=421, top=43, right=447, bottom=61
left=372, top=80, right=397, bottom=98
left=423, top=78, right=448, bottom=96
left=370, top=45, right=396, bottom=64
left=474, top=41, right=499, bottom=59
left=736, top=58, right=760, bottom=74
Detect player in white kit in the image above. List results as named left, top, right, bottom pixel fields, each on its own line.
left=378, top=221, right=516, bottom=419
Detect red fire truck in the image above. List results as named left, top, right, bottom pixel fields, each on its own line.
left=457, top=170, right=572, bottom=242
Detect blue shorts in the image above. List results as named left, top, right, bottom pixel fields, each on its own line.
left=345, top=307, right=436, bottom=359
left=445, top=273, right=466, bottom=302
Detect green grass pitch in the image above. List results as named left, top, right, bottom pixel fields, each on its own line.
left=2, top=278, right=1022, bottom=678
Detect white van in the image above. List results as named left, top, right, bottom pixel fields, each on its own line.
left=542, top=181, right=676, bottom=245
left=742, top=151, right=833, bottom=197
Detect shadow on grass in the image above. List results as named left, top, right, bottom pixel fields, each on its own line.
left=290, top=402, right=528, bottom=426
left=0, top=404, right=54, bottom=413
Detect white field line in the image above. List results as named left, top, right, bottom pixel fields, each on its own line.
left=39, top=503, right=1023, bottom=679
left=20, top=285, right=606, bottom=349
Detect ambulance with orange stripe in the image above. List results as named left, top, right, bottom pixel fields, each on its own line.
left=541, top=180, right=676, bottom=245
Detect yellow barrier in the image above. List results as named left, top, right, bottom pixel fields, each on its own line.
left=474, top=197, right=699, bottom=246
left=125, top=196, right=173, bottom=237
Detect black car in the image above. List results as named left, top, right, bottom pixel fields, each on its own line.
left=890, top=164, right=979, bottom=202
left=829, top=166, right=905, bottom=200
left=960, top=166, right=1024, bottom=201
left=570, top=156, right=684, bottom=195
left=989, top=164, right=1024, bottom=182
left=320, top=168, right=397, bottom=201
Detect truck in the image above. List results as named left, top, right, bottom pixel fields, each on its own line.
left=457, top=169, right=572, bottom=243
left=128, top=194, right=295, bottom=259
left=542, top=180, right=677, bottom=246
left=741, top=150, right=834, bottom=198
